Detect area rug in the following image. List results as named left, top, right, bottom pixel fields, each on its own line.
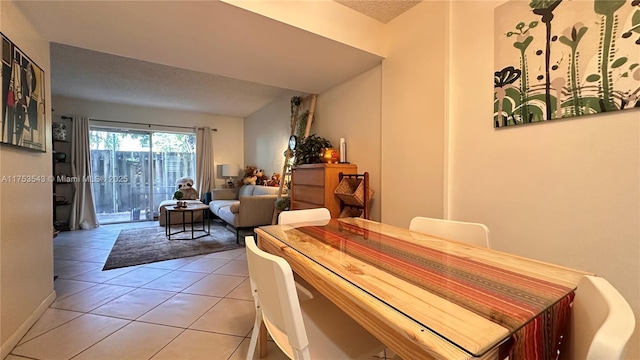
left=102, top=225, right=241, bottom=270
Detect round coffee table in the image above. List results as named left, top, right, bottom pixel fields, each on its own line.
left=164, top=203, right=211, bottom=240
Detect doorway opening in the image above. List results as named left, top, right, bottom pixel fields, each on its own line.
left=89, top=128, right=196, bottom=224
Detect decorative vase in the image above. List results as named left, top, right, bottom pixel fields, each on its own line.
left=320, top=148, right=339, bottom=164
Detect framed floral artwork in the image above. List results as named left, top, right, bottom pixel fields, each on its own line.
left=494, top=0, right=640, bottom=128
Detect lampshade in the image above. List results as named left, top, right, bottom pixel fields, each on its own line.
left=221, top=164, right=237, bottom=177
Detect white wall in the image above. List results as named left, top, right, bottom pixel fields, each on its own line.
left=0, top=2, right=55, bottom=357
left=244, top=90, right=303, bottom=179
left=244, top=69, right=384, bottom=221
left=315, top=66, right=382, bottom=221
left=448, top=1, right=640, bottom=358
left=52, top=96, right=244, bottom=190
left=380, top=0, right=449, bottom=227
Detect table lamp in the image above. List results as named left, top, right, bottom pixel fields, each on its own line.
left=221, top=164, right=237, bottom=188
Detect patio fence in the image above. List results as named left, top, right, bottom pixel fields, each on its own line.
left=90, top=150, right=196, bottom=219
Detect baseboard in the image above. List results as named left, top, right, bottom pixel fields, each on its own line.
left=1, top=290, right=56, bottom=359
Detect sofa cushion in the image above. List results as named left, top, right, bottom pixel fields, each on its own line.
left=211, top=188, right=238, bottom=201
left=253, top=186, right=280, bottom=196
left=229, top=202, right=240, bottom=214
left=210, top=200, right=237, bottom=215
left=238, top=185, right=255, bottom=197
left=217, top=206, right=237, bottom=227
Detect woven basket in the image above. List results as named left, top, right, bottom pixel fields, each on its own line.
left=334, top=178, right=365, bottom=207
left=339, top=207, right=364, bottom=218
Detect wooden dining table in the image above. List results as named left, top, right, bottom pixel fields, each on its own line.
left=254, top=218, right=590, bottom=359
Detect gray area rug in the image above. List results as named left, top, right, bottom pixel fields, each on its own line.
left=103, top=224, right=241, bottom=270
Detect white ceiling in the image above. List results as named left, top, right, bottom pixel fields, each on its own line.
left=14, top=1, right=414, bottom=117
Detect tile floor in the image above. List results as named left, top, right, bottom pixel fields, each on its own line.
left=8, top=221, right=290, bottom=360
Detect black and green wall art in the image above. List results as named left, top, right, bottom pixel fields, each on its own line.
left=494, top=0, right=640, bottom=128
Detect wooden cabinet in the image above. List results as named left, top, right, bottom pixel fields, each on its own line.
left=290, top=163, right=357, bottom=218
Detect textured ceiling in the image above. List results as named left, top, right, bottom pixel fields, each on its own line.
left=50, top=44, right=287, bottom=117
left=15, top=1, right=384, bottom=117
left=334, top=0, right=421, bottom=23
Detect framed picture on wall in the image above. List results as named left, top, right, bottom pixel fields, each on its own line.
left=494, top=0, right=640, bottom=128
left=1, top=32, right=46, bottom=152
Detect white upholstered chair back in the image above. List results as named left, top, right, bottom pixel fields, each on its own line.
left=565, top=275, right=635, bottom=360
left=409, top=216, right=490, bottom=248
left=278, top=208, right=331, bottom=226
left=245, top=235, right=384, bottom=360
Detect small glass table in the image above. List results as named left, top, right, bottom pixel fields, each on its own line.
left=164, top=203, right=211, bottom=240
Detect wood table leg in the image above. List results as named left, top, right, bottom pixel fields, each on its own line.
left=259, top=320, right=268, bottom=358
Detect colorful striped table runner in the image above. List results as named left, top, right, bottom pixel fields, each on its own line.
left=280, top=219, right=578, bottom=359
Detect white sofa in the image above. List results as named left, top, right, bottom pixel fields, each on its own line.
left=209, top=185, right=280, bottom=242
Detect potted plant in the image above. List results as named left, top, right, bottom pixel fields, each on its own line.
left=274, top=196, right=290, bottom=212
left=173, top=190, right=186, bottom=208
left=293, top=134, right=332, bottom=166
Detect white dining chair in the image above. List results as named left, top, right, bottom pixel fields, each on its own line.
left=245, top=235, right=384, bottom=360
left=278, top=207, right=331, bottom=225
left=563, top=275, right=635, bottom=360
left=409, top=216, right=491, bottom=248
left=278, top=207, right=332, bottom=298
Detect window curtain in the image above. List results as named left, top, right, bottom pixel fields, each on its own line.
left=69, top=116, right=99, bottom=230
left=196, top=127, right=214, bottom=201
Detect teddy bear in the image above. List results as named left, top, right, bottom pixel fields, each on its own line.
left=176, top=177, right=199, bottom=200
left=266, top=173, right=281, bottom=187
left=241, top=165, right=258, bottom=186
left=255, top=169, right=269, bottom=186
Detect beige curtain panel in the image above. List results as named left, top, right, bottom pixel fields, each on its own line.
left=69, top=116, right=99, bottom=230
left=196, top=127, right=215, bottom=200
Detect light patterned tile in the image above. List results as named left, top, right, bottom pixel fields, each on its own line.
left=234, top=248, right=247, bottom=260
left=54, top=259, right=79, bottom=272
left=151, top=329, right=243, bottom=360
left=183, top=273, right=245, bottom=297
left=51, top=283, right=135, bottom=312
left=71, top=265, right=138, bottom=283
left=105, top=267, right=172, bottom=287
left=18, top=308, right=83, bottom=345
left=55, top=261, right=104, bottom=279
left=190, top=298, right=255, bottom=336
left=143, top=256, right=201, bottom=270
left=73, top=321, right=182, bottom=360
left=226, top=278, right=253, bottom=301
left=137, top=293, right=220, bottom=328
left=26, top=223, right=258, bottom=360
left=4, top=355, right=34, bottom=360
left=213, top=260, right=249, bottom=277
left=229, top=337, right=289, bottom=360
left=11, top=314, right=129, bottom=360
left=54, top=279, right=97, bottom=299
left=91, top=288, right=176, bottom=320
left=178, top=257, right=230, bottom=273
left=141, top=270, right=208, bottom=292
left=204, top=247, right=246, bottom=260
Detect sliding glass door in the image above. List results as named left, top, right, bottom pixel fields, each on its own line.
left=89, top=128, right=196, bottom=224
left=150, top=132, right=196, bottom=218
